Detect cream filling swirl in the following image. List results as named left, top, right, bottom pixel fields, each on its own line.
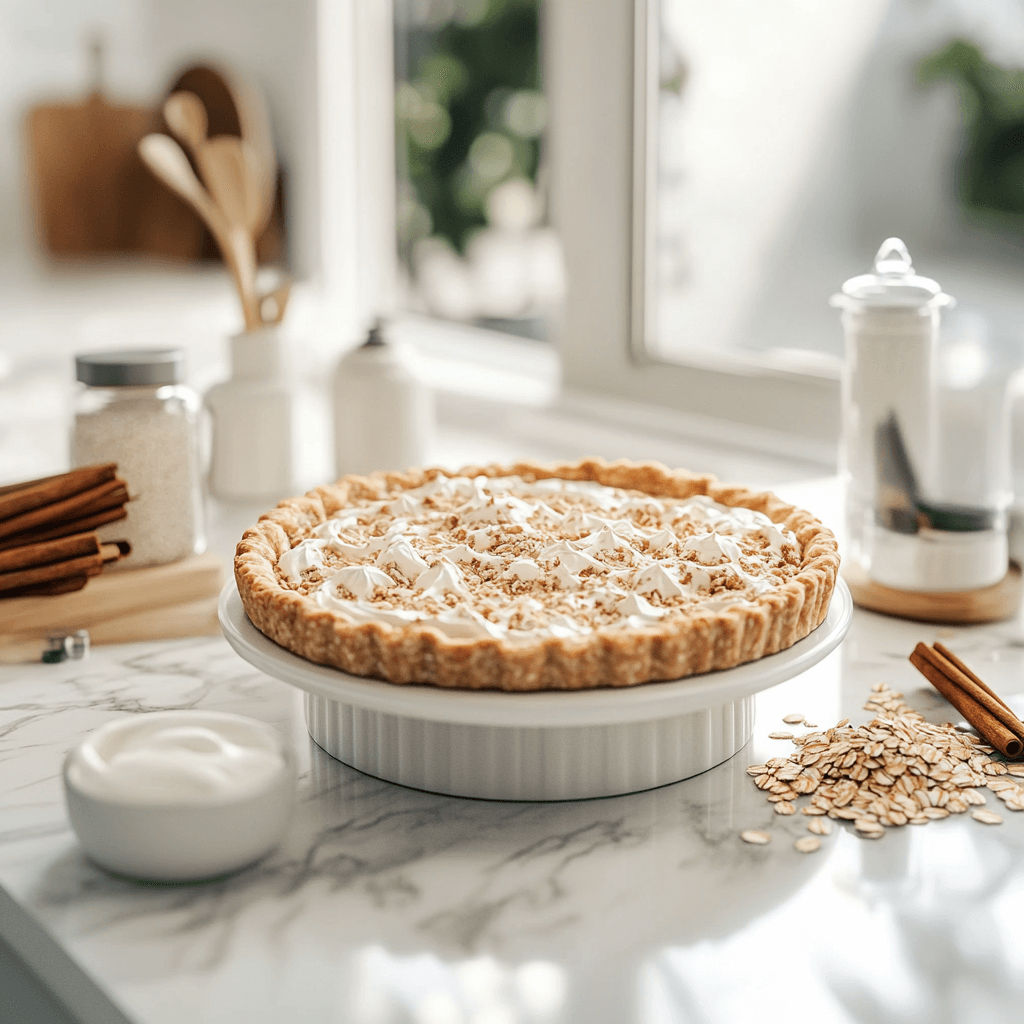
left=278, top=474, right=801, bottom=641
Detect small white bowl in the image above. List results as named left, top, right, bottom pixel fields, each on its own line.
left=63, top=710, right=295, bottom=882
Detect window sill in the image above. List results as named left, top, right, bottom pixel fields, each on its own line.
left=394, top=314, right=835, bottom=484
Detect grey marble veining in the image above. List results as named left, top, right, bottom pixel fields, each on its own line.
left=4, top=605, right=1024, bottom=1023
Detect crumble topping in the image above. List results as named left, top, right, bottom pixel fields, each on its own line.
left=273, top=473, right=802, bottom=644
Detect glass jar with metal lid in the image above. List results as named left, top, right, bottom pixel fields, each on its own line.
left=71, top=349, right=204, bottom=566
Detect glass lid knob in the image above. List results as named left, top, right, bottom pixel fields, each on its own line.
left=873, top=237, right=913, bottom=278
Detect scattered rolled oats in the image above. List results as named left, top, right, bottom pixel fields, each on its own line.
left=855, top=818, right=883, bottom=833
left=745, top=681, right=1024, bottom=840
left=794, top=836, right=821, bottom=853
left=741, top=830, right=771, bottom=845
left=972, top=810, right=1003, bottom=825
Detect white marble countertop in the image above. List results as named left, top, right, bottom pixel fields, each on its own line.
left=4, top=475, right=1024, bottom=1023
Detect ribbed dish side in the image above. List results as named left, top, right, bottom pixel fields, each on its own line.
left=304, top=692, right=755, bottom=801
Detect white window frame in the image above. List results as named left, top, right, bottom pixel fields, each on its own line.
left=321, top=0, right=840, bottom=465
left=317, top=0, right=398, bottom=340
left=545, top=0, right=840, bottom=462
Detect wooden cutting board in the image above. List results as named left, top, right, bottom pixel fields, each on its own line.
left=25, top=88, right=162, bottom=256
left=0, top=596, right=221, bottom=664
left=0, top=551, right=224, bottom=637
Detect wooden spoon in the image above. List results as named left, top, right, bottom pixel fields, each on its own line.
left=138, top=134, right=260, bottom=329
left=199, top=136, right=262, bottom=327
left=229, top=74, right=277, bottom=237
left=161, top=96, right=260, bottom=328
left=226, top=223, right=260, bottom=331
left=138, top=133, right=225, bottom=235
left=201, top=137, right=256, bottom=230
left=163, top=92, right=208, bottom=155
left=165, top=66, right=277, bottom=239
left=258, top=279, right=292, bottom=325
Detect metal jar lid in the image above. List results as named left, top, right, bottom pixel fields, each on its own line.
left=75, top=349, right=184, bottom=387
left=830, top=237, right=954, bottom=313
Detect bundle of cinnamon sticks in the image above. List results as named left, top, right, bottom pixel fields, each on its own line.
left=0, top=464, right=131, bottom=598
left=910, top=642, right=1024, bottom=758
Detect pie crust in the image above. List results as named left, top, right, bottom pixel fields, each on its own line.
left=234, top=459, right=839, bottom=691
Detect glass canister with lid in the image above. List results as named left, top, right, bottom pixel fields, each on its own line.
left=71, top=349, right=205, bottom=566
left=832, top=238, right=1009, bottom=592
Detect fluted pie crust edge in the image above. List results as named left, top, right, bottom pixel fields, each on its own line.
left=234, top=459, right=840, bottom=691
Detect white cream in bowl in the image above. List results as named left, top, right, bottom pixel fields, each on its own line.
left=63, top=711, right=295, bottom=881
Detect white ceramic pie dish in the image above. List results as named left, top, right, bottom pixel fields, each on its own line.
left=219, top=580, right=852, bottom=801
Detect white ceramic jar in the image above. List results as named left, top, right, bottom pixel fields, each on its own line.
left=205, top=327, right=294, bottom=501
left=333, top=321, right=433, bottom=477
left=71, top=349, right=204, bottom=566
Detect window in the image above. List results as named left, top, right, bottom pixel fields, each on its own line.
left=547, top=0, right=1024, bottom=461
left=339, top=1, right=1024, bottom=463
left=546, top=0, right=839, bottom=459
left=649, top=0, right=885, bottom=369
left=324, top=2, right=840, bottom=459
left=393, top=0, right=563, bottom=340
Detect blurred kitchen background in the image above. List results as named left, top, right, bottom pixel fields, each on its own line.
left=4, top=0, right=1024, bottom=494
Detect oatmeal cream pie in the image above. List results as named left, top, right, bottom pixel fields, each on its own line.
left=234, top=459, right=839, bottom=691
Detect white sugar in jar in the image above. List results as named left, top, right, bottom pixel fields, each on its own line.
left=71, top=349, right=205, bottom=566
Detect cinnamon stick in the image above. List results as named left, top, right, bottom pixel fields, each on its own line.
left=933, top=642, right=1014, bottom=715
left=0, top=479, right=128, bottom=540
left=0, top=506, right=128, bottom=551
left=913, top=643, right=1024, bottom=740
left=0, top=535, right=126, bottom=593
left=909, top=643, right=1024, bottom=758
left=0, top=464, right=117, bottom=521
left=99, top=542, right=130, bottom=561
left=0, top=573, right=90, bottom=599
left=0, top=551, right=107, bottom=592
left=0, top=474, right=63, bottom=497
left=0, top=533, right=101, bottom=575
left=0, top=467, right=115, bottom=498
left=70, top=483, right=129, bottom=518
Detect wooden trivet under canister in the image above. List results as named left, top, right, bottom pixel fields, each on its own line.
left=909, top=642, right=1024, bottom=758
left=844, top=561, right=1022, bottom=624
